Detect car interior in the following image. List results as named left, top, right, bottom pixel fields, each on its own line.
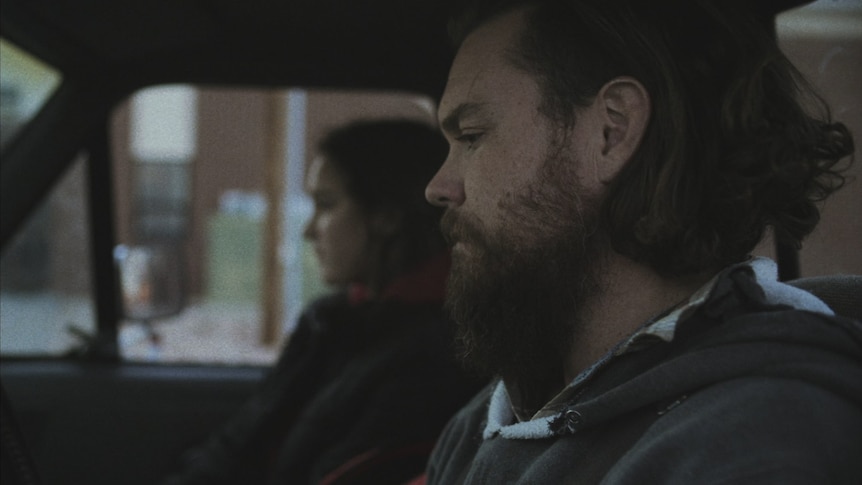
left=1, top=1, right=860, bottom=484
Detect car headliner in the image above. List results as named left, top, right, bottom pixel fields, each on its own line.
left=1, top=0, right=457, bottom=98
left=1, top=0, right=811, bottom=96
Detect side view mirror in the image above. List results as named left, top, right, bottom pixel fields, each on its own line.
left=113, top=244, right=185, bottom=323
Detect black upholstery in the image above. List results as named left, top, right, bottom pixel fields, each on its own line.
left=1, top=385, right=40, bottom=485
left=787, top=274, right=862, bottom=321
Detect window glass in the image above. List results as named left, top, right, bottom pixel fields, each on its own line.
left=0, top=157, right=96, bottom=356
left=112, top=86, right=437, bottom=365
left=0, top=38, right=62, bottom=150
left=776, top=0, right=862, bottom=276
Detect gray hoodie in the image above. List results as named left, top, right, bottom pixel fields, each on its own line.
left=427, top=259, right=862, bottom=484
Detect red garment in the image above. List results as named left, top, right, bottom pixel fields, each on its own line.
left=403, top=474, right=427, bottom=485
left=348, top=252, right=450, bottom=306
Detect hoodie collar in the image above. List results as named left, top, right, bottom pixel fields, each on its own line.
left=484, top=257, right=836, bottom=440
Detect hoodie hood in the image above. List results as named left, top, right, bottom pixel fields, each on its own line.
left=483, top=258, right=862, bottom=440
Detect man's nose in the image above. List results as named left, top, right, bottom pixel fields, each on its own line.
left=425, top=158, right=465, bottom=208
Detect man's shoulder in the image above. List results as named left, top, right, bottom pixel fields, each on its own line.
left=606, top=287, right=862, bottom=484
left=680, top=300, right=862, bottom=373
left=676, top=261, right=862, bottom=361
left=605, top=374, right=862, bottom=484
left=657, top=302, right=862, bottom=426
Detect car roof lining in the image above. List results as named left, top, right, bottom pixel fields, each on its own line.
left=1, top=0, right=456, bottom=97
left=2, top=0, right=815, bottom=96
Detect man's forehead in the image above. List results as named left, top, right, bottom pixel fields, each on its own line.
left=458, top=7, right=528, bottom=59
left=438, top=9, right=528, bottom=125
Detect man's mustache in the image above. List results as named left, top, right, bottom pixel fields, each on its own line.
left=440, top=210, right=486, bottom=248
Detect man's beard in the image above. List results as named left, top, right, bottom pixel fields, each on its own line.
left=441, top=149, right=605, bottom=411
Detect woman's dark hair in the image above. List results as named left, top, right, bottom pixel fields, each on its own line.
left=451, top=0, right=854, bottom=276
left=317, top=119, right=449, bottom=270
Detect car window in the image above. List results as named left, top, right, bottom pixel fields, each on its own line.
left=0, top=38, right=62, bottom=150
left=0, top=39, right=90, bottom=358
left=3, top=2, right=856, bottom=364
left=0, top=156, right=97, bottom=356
left=112, top=86, right=437, bottom=364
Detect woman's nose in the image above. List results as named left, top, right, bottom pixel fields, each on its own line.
left=302, top=217, right=316, bottom=240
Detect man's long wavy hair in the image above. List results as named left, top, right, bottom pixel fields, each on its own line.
left=451, top=0, right=854, bottom=276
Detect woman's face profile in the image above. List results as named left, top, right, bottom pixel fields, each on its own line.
left=303, top=156, right=374, bottom=287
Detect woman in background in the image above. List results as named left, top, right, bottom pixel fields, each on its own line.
left=163, top=119, right=481, bottom=485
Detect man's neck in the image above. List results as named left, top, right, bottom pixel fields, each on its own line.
left=563, top=253, right=714, bottom=383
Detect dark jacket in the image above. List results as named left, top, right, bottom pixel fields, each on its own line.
left=164, top=293, right=482, bottom=485
left=427, top=264, right=862, bottom=484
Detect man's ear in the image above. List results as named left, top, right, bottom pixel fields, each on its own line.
left=595, top=76, right=651, bottom=182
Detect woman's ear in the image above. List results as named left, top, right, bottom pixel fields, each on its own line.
left=596, top=76, right=651, bottom=181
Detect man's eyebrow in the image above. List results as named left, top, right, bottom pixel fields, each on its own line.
left=440, top=102, right=488, bottom=134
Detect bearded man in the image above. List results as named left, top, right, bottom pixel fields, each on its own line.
left=423, top=0, right=862, bottom=483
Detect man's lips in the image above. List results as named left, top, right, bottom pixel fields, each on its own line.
left=441, top=210, right=481, bottom=249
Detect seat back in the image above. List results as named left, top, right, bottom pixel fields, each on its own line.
left=787, top=274, right=862, bottom=321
